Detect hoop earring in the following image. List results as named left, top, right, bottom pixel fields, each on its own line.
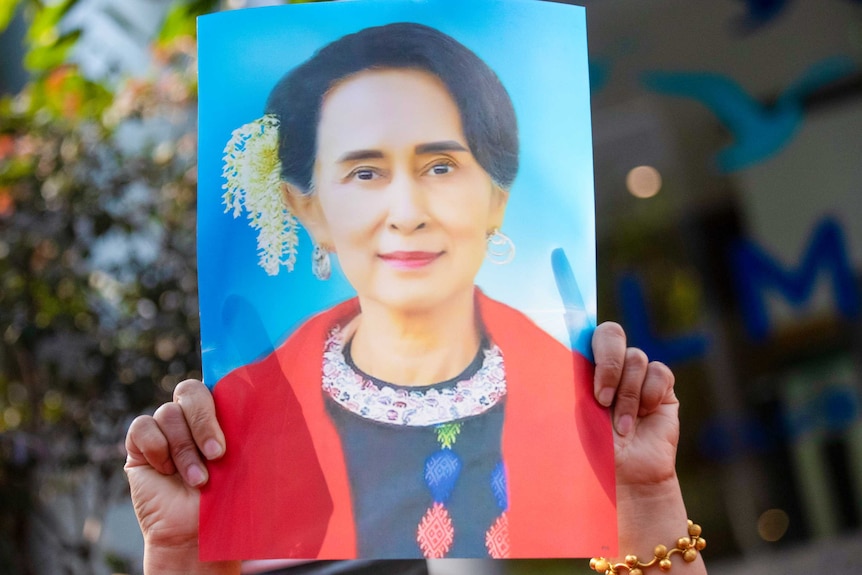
left=486, top=229, right=515, bottom=265
left=312, top=244, right=331, bottom=280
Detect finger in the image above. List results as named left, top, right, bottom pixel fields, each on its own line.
left=124, top=415, right=177, bottom=476
left=592, top=321, right=627, bottom=407
left=638, top=361, right=676, bottom=416
left=153, top=402, right=209, bottom=487
left=173, top=379, right=225, bottom=461
left=613, top=347, right=649, bottom=436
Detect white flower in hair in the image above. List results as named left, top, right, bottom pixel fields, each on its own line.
left=221, top=114, right=299, bottom=276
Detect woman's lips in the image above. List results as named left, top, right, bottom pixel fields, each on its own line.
left=378, top=251, right=442, bottom=269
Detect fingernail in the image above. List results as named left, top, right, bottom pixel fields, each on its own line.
left=203, top=439, right=224, bottom=460
left=598, top=388, right=615, bottom=407
left=616, top=414, right=633, bottom=436
left=188, top=464, right=207, bottom=487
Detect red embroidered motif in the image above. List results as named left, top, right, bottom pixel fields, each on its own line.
left=485, top=512, right=510, bottom=558
left=417, top=502, right=454, bottom=558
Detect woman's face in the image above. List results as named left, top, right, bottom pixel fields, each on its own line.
left=293, top=68, right=508, bottom=314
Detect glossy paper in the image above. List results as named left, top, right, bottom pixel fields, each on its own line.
left=197, top=0, right=615, bottom=561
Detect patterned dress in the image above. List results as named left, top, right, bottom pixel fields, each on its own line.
left=323, top=329, right=510, bottom=558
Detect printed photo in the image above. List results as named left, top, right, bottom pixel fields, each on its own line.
left=197, top=0, right=615, bottom=560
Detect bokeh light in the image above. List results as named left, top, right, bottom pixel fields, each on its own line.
left=626, top=165, right=662, bottom=199
left=757, top=509, right=790, bottom=542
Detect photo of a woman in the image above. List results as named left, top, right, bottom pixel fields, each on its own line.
left=196, top=4, right=612, bottom=562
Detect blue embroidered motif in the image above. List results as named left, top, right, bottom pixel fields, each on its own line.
left=491, top=461, right=508, bottom=511
left=424, top=450, right=462, bottom=503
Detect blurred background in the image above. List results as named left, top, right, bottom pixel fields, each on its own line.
left=0, top=0, right=860, bottom=573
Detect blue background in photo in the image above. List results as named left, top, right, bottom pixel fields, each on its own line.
left=198, top=0, right=596, bottom=386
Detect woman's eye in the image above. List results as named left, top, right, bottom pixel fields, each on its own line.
left=350, top=168, right=378, bottom=181
left=427, top=162, right=454, bottom=176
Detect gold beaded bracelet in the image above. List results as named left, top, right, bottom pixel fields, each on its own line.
left=589, top=520, right=705, bottom=574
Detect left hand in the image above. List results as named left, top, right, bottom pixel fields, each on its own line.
left=591, top=321, right=679, bottom=490
left=591, top=323, right=706, bottom=574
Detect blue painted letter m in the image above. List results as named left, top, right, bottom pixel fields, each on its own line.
left=732, top=217, right=860, bottom=341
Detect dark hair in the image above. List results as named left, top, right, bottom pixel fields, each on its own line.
left=264, top=22, right=519, bottom=193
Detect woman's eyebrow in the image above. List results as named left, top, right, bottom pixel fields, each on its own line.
left=337, top=149, right=384, bottom=163
left=415, top=140, right=468, bottom=155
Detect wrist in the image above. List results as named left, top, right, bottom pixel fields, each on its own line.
left=616, top=475, right=688, bottom=554
left=612, top=476, right=706, bottom=574
left=143, top=543, right=241, bottom=575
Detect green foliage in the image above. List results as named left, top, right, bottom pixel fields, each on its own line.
left=23, top=0, right=80, bottom=70
left=0, top=38, right=202, bottom=567
left=0, top=1, right=213, bottom=572
left=24, top=28, right=81, bottom=72
left=0, top=1, right=338, bottom=570
left=158, top=0, right=221, bottom=43
left=11, top=65, right=114, bottom=124
left=0, top=0, right=23, bottom=32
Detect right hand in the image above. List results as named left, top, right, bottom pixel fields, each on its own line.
left=124, top=379, right=227, bottom=565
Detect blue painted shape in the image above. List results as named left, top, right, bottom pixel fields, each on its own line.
left=697, top=418, right=735, bottom=462
left=617, top=273, right=709, bottom=365
left=551, top=248, right=595, bottom=361
left=820, top=387, right=858, bottom=433
left=698, top=415, right=774, bottom=462
left=730, top=0, right=790, bottom=34
left=589, top=38, right=638, bottom=94
left=783, top=386, right=859, bottom=439
left=424, top=449, right=462, bottom=504
left=490, top=461, right=508, bottom=511
left=589, top=57, right=610, bottom=95
left=731, top=217, right=860, bottom=341
left=781, top=56, right=858, bottom=103
left=642, top=57, right=858, bottom=173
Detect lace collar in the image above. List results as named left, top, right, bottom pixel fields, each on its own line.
left=321, top=327, right=507, bottom=426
